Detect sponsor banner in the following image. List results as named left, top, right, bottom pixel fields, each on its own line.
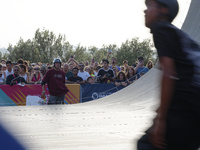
left=81, top=83, right=125, bottom=103
left=0, top=84, right=80, bottom=106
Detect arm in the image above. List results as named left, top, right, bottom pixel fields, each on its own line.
left=157, top=56, right=176, bottom=119
left=150, top=56, right=176, bottom=148
left=26, top=72, right=30, bottom=83
left=41, top=84, right=46, bottom=98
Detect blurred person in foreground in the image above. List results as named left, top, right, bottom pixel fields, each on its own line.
left=41, top=58, right=69, bottom=105
left=137, top=0, right=200, bottom=150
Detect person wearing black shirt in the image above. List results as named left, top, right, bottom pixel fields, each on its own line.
left=6, top=65, right=26, bottom=86
left=97, top=59, right=115, bottom=83
left=67, top=67, right=84, bottom=84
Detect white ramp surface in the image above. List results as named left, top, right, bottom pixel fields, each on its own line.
left=0, top=0, right=199, bottom=149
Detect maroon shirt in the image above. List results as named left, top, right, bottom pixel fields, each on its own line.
left=42, top=69, right=69, bottom=96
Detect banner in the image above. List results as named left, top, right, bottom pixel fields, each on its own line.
left=81, top=83, right=125, bottom=103
left=0, top=84, right=80, bottom=106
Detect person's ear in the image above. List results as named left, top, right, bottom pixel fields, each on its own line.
left=160, top=7, right=169, bottom=16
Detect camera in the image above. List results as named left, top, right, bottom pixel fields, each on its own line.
left=105, top=73, right=111, bottom=77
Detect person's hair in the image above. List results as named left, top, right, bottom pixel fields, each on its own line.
left=89, top=66, right=95, bottom=75
left=6, top=60, right=12, bottom=65
left=87, top=76, right=94, bottom=82
left=19, top=64, right=27, bottom=72
left=17, top=58, right=24, bottom=65
left=123, top=60, right=128, bottom=64
left=126, top=66, right=135, bottom=78
left=84, top=66, right=90, bottom=71
left=138, top=57, right=144, bottom=61
left=1, top=59, right=6, bottom=63
left=28, top=66, right=33, bottom=72
left=117, top=71, right=126, bottom=80
left=72, top=67, right=79, bottom=71
left=96, top=66, right=102, bottom=71
left=14, top=65, right=20, bottom=70
left=102, top=59, right=109, bottom=64
left=146, top=60, right=154, bottom=69
left=40, top=65, right=46, bottom=70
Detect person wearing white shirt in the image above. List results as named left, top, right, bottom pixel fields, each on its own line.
left=5, top=60, right=13, bottom=78
left=78, top=63, right=90, bottom=81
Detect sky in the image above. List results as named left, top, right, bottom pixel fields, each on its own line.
left=0, top=0, right=191, bottom=51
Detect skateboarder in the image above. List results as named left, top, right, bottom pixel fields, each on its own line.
left=137, top=0, right=200, bottom=149
left=41, top=58, right=69, bottom=105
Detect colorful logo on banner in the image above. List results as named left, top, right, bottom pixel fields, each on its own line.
left=0, top=84, right=80, bottom=106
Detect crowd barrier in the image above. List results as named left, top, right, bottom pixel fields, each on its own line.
left=0, top=84, right=126, bottom=106
left=0, top=84, right=80, bottom=106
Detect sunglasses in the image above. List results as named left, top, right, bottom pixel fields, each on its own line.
left=14, top=69, right=19, bottom=71
left=40, top=70, right=44, bottom=72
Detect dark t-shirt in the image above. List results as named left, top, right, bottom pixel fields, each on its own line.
left=65, top=71, right=73, bottom=80
left=68, top=76, right=83, bottom=82
left=97, top=68, right=115, bottom=83
left=151, top=21, right=200, bottom=89
left=6, top=74, right=26, bottom=85
left=42, top=69, right=69, bottom=96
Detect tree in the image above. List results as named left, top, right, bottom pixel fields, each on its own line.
left=116, top=38, right=155, bottom=66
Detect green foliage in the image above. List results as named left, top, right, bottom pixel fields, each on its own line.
left=4, top=28, right=156, bottom=65
left=117, top=38, right=156, bottom=66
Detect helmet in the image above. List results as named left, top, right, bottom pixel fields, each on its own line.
left=53, top=58, right=62, bottom=66
left=146, top=0, right=179, bottom=22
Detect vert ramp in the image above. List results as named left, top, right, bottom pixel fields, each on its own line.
left=0, top=0, right=198, bottom=150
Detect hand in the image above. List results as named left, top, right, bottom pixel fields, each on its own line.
left=41, top=92, right=46, bottom=98
left=149, top=117, right=167, bottom=149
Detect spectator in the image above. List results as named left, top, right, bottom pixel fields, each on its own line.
left=41, top=58, right=69, bottom=105
left=135, top=57, right=149, bottom=79
left=19, top=64, right=30, bottom=83
left=63, top=63, right=73, bottom=81
left=0, top=64, right=2, bottom=71
left=6, top=65, right=26, bottom=85
left=0, top=69, right=6, bottom=84
left=46, top=65, right=52, bottom=71
left=146, top=60, right=154, bottom=70
left=40, top=66, right=47, bottom=76
left=28, top=66, right=34, bottom=81
left=2, top=64, right=7, bottom=72
left=87, top=76, right=95, bottom=84
left=17, top=58, right=24, bottom=65
left=1, top=59, right=6, bottom=64
left=69, top=62, right=74, bottom=71
left=112, top=66, right=119, bottom=77
left=67, top=57, right=79, bottom=68
left=30, top=65, right=43, bottom=84
left=97, top=59, right=115, bottom=83
left=122, top=60, right=129, bottom=73
left=115, top=71, right=128, bottom=87
left=5, top=60, right=14, bottom=77
left=84, top=66, right=95, bottom=77
left=120, top=66, right=125, bottom=72
left=78, top=62, right=90, bottom=82
left=126, top=66, right=137, bottom=84
left=110, top=57, right=121, bottom=71
left=67, top=67, right=84, bottom=84
left=94, top=65, right=101, bottom=76
left=84, top=61, right=89, bottom=66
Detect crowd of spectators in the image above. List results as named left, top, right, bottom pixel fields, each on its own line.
left=0, top=54, right=154, bottom=87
